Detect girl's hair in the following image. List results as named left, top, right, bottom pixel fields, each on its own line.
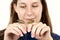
left=9, top=0, right=52, bottom=33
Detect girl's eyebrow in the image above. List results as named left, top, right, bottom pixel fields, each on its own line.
left=19, top=3, right=26, bottom=5
left=32, top=2, right=38, bottom=4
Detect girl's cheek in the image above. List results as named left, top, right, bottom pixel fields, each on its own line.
left=18, top=9, right=26, bottom=20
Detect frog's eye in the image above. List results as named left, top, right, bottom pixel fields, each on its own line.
left=28, top=20, right=34, bottom=24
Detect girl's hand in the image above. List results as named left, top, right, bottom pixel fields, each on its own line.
left=4, top=23, right=27, bottom=40
left=27, top=22, right=53, bottom=40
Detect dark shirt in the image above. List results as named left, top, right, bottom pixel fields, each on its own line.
left=51, top=33, right=60, bottom=40
left=0, top=30, right=60, bottom=40
left=18, top=32, right=60, bottom=40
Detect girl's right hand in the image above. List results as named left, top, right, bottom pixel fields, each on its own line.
left=4, top=23, right=27, bottom=40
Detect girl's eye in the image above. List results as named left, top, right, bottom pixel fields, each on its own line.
left=20, top=6, right=26, bottom=8
left=32, top=5, right=38, bottom=8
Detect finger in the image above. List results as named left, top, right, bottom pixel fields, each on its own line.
left=13, top=23, right=27, bottom=34
left=36, top=23, right=44, bottom=37
left=6, top=28, right=20, bottom=37
left=40, top=26, right=50, bottom=36
left=20, top=24, right=26, bottom=31
left=31, top=23, right=40, bottom=38
left=6, top=25, right=23, bottom=37
left=13, top=23, right=26, bottom=30
left=18, top=25, right=27, bottom=34
left=11, top=26, right=23, bottom=37
left=27, top=24, right=32, bottom=32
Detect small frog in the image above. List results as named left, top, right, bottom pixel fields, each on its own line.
left=17, top=20, right=34, bottom=24
left=17, top=20, right=25, bottom=24
left=28, top=20, right=34, bottom=24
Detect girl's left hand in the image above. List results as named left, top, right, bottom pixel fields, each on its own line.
left=27, top=22, right=53, bottom=40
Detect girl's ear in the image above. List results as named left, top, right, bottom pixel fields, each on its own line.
left=13, top=4, right=18, bottom=13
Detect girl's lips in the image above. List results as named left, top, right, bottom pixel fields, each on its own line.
left=24, top=17, right=35, bottom=20
left=24, top=19, right=34, bottom=24
left=24, top=18, right=35, bottom=23
left=24, top=18, right=35, bottom=21
left=25, top=18, right=34, bottom=20
left=24, top=17, right=35, bottom=23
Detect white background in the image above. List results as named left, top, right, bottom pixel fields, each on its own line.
left=0, top=0, right=60, bottom=35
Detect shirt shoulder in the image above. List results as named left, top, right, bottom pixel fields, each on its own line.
left=51, top=33, right=60, bottom=40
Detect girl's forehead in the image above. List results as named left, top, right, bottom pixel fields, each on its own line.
left=17, top=0, right=40, bottom=3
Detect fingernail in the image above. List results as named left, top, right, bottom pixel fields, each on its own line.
left=31, top=35, right=34, bottom=38
left=24, top=31, right=27, bottom=34
left=28, top=30, right=30, bottom=32
left=21, top=34, right=23, bottom=37
left=28, top=24, right=32, bottom=32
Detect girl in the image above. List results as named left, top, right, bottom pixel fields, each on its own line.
left=0, top=0, right=60, bottom=40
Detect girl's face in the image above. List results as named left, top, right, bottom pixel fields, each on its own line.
left=14, top=0, right=42, bottom=23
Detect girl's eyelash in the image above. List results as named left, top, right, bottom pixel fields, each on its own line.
left=20, top=5, right=38, bottom=8
left=20, top=5, right=26, bottom=8
left=32, top=5, right=38, bottom=8
left=32, top=6, right=38, bottom=7
left=32, top=4, right=38, bottom=7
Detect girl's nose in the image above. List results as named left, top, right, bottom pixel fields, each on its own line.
left=26, top=8, right=33, bottom=16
